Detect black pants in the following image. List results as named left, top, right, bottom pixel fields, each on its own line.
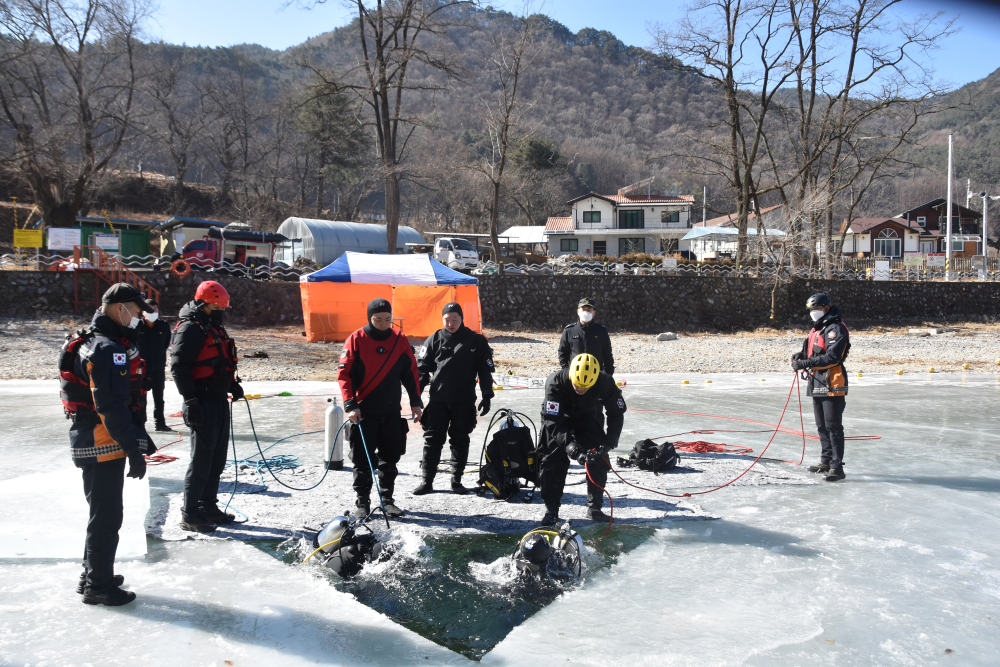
left=183, top=396, right=231, bottom=519
left=419, top=401, right=477, bottom=482
left=150, top=378, right=165, bottom=425
left=349, top=414, right=404, bottom=500
left=81, top=457, right=126, bottom=591
left=813, top=396, right=846, bottom=467
left=539, top=416, right=609, bottom=514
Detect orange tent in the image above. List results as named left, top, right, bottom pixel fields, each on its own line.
left=300, top=252, right=482, bottom=342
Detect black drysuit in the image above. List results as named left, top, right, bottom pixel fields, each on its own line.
left=537, top=370, right=626, bottom=515
left=794, top=307, right=850, bottom=468
left=557, top=321, right=615, bottom=375
left=416, top=325, right=495, bottom=482
left=136, top=318, right=171, bottom=426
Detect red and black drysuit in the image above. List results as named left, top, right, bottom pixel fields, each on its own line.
left=538, top=369, right=626, bottom=517
left=338, top=324, right=423, bottom=502
left=59, top=311, right=153, bottom=593
left=170, top=301, right=241, bottom=522
left=793, top=306, right=850, bottom=469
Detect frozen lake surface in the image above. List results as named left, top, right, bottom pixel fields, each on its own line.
left=2, top=373, right=999, bottom=665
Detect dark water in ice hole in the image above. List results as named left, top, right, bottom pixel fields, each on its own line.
left=253, top=524, right=657, bottom=660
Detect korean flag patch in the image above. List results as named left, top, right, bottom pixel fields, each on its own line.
left=418, top=346, right=427, bottom=359
left=545, top=400, right=560, bottom=416
left=112, top=353, right=126, bottom=366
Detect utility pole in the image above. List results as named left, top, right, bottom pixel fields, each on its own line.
left=702, top=185, right=707, bottom=226
left=946, top=134, right=954, bottom=281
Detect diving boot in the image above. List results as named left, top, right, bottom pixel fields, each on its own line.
left=200, top=504, right=236, bottom=525
left=179, top=512, right=217, bottom=533
left=808, top=462, right=830, bottom=474
left=587, top=508, right=611, bottom=523
left=355, top=498, right=371, bottom=519
left=540, top=511, right=559, bottom=527
left=82, top=585, right=136, bottom=607
left=451, top=478, right=469, bottom=495
left=823, top=466, right=846, bottom=482
left=412, top=479, right=434, bottom=495
left=382, top=498, right=404, bottom=518
left=154, top=421, right=172, bottom=432
left=77, top=572, right=123, bottom=595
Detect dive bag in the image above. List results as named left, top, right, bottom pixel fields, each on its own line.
left=617, top=438, right=679, bottom=473
left=478, top=422, right=538, bottom=501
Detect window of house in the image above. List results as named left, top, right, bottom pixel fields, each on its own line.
left=619, top=210, right=644, bottom=229
left=583, top=211, right=601, bottom=223
left=951, top=238, right=964, bottom=252
left=661, top=210, right=680, bottom=223
left=873, top=228, right=901, bottom=257
left=593, top=241, right=607, bottom=256
left=618, top=238, right=645, bottom=255
left=916, top=216, right=927, bottom=227
left=560, top=238, right=579, bottom=252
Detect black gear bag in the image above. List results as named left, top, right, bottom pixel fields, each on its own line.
left=617, top=438, right=679, bottom=473
left=477, top=424, right=539, bottom=501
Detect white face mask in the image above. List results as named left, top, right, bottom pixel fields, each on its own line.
left=578, top=310, right=594, bottom=323
left=119, top=304, right=140, bottom=329
left=145, top=312, right=159, bottom=322
left=809, top=309, right=825, bottom=322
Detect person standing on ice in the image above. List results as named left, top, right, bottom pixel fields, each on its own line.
left=537, top=353, right=626, bottom=525
left=412, top=302, right=495, bottom=496
left=557, top=297, right=615, bottom=376
left=170, top=281, right=244, bottom=533
left=338, top=298, right=423, bottom=518
left=58, top=283, right=155, bottom=606
left=791, top=293, right=850, bottom=482
left=135, top=297, right=172, bottom=432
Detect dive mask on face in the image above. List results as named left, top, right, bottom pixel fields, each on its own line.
left=578, top=310, right=594, bottom=323
left=809, top=309, right=825, bottom=322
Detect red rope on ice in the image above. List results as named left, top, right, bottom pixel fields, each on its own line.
left=144, top=424, right=184, bottom=465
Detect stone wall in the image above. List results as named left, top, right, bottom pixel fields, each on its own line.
left=477, top=275, right=1000, bottom=331
left=0, top=271, right=304, bottom=325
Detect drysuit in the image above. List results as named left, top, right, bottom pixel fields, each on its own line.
left=136, top=317, right=171, bottom=428
left=794, top=306, right=850, bottom=469
left=557, top=321, right=615, bottom=375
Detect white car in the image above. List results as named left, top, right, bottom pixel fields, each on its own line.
left=435, top=238, right=480, bottom=270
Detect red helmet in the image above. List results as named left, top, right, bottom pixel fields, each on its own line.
left=195, top=280, right=230, bottom=309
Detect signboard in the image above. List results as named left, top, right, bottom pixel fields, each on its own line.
left=927, top=253, right=946, bottom=267
left=13, top=229, right=43, bottom=248
left=92, top=233, right=119, bottom=251
left=661, top=257, right=678, bottom=270
left=47, top=227, right=82, bottom=251
left=903, top=252, right=924, bottom=267
left=873, top=259, right=891, bottom=281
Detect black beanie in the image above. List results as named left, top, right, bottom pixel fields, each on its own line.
left=442, top=302, right=463, bottom=318
left=367, top=298, right=392, bottom=320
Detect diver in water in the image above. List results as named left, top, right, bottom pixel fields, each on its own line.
left=307, top=514, right=395, bottom=578
left=513, top=521, right=584, bottom=579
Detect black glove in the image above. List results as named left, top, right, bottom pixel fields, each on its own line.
left=183, top=400, right=203, bottom=428
left=567, top=445, right=584, bottom=464
left=791, top=359, right=808, bottom=371
left=792, top=352, right=803, bottom=361
left=230, top=383, right=245, bottom=401
left=478, top=398, right=491, bottom=416
left=585, top=449, right=604, bottom=465
left=126, top=450, right=147, bottom=480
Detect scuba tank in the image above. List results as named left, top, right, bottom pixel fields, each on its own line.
left=325, top=398, right=344, bottom=470
left=314, top=515, right=352, bottom=556
left=311, top=514, right=391, bottom=578
left=513, top=520, right=584, bottom=578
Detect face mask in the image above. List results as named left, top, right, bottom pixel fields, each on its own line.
left=809, top=309, right=825, bottom=322
left=578, top=310, right=594, bottom=323
left=120, top=305, right=139, bottom=329
left=210, top=310, right=225, bottom=326
left=145, top=312, right=159, bottom=322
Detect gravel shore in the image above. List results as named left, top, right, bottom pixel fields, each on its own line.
left=4, top=316, right=1000, bottom=381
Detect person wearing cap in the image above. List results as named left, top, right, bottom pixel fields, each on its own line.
left=412, top=302, right=495, bottom=496
left=558, top=297, right=615, bottom=377
left=338, top=298, right=423, bottom=518
left=170, top=280, right=243, bottom=532
left=791, top=293, right=850, bottom=482
left=135, top=298, right=172, bottom=432
left=57, top=283, right=155, bottom=606
left=537, top=353, right=626, bottom=526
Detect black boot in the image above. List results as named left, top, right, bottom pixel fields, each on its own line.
left=587, top=507, right=611, bottom=523
left=412, top=479, right=434, bottom=495
left=355, top=497, right=371, bottom=518
left=382, top=497, right=404, bottom=517
left=77, top=571, right=123, bottom=595
left=808, top=462, right=830, bottom=474
left=154, top=421, right=172, bottom=432
left=82, top=585, right=136, bottom=606
left=200, top=504, right=236, bottom=525
left=540, top=511, right=559, bottom=527
left=180, top=511, right=217, bottom=533
left=451, top=477, right=468, bottom=495
left=824, top=465, right=846, bottom=482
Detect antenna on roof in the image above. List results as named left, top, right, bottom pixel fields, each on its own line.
left=618, top=177, right=655, bottom=197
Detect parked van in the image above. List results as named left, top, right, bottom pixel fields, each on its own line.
left=434, top=237, right=480, bottom=270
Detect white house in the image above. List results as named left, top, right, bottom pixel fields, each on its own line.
left=682, top=226, right=787, bottom=262
left=840, top=218, right=921, bottom=257
left=544, top=179, right=696, bottom=257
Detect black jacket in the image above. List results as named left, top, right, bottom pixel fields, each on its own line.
left=417, top=326, right=495, bottom=405
left=538, top=369, right=626, bottom=457
left=796, top=306, right=850, bottom=397
left=136, top=318, right=171, bottom=381
left=558, top=321, right=615, bottom=375
left=170, top=301, right=238, bottom=400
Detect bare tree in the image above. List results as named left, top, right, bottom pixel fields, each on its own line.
left=0, top=0, right=148, bottom=227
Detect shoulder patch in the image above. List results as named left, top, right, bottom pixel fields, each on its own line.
left=828, top=330, right=837, bottom=339
left=486, top=357, right=494, bottom=368
left=340, top=348, right=348, bottom=358
left=617, top=396, right=626, bottom=410
left=544, top=400, right=560, bottom=416
left=418, top=345, right=427, bottom=359
left=112, top=353, right=126, bottom=366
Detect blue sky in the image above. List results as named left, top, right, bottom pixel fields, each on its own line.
left=150, top=0, right=1000, bottom=89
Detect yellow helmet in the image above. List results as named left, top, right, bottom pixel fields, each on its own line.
left=570, top=353, right=600, bottom=388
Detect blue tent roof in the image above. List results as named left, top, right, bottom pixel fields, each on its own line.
left=303, top=251, right=477, bottom=285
